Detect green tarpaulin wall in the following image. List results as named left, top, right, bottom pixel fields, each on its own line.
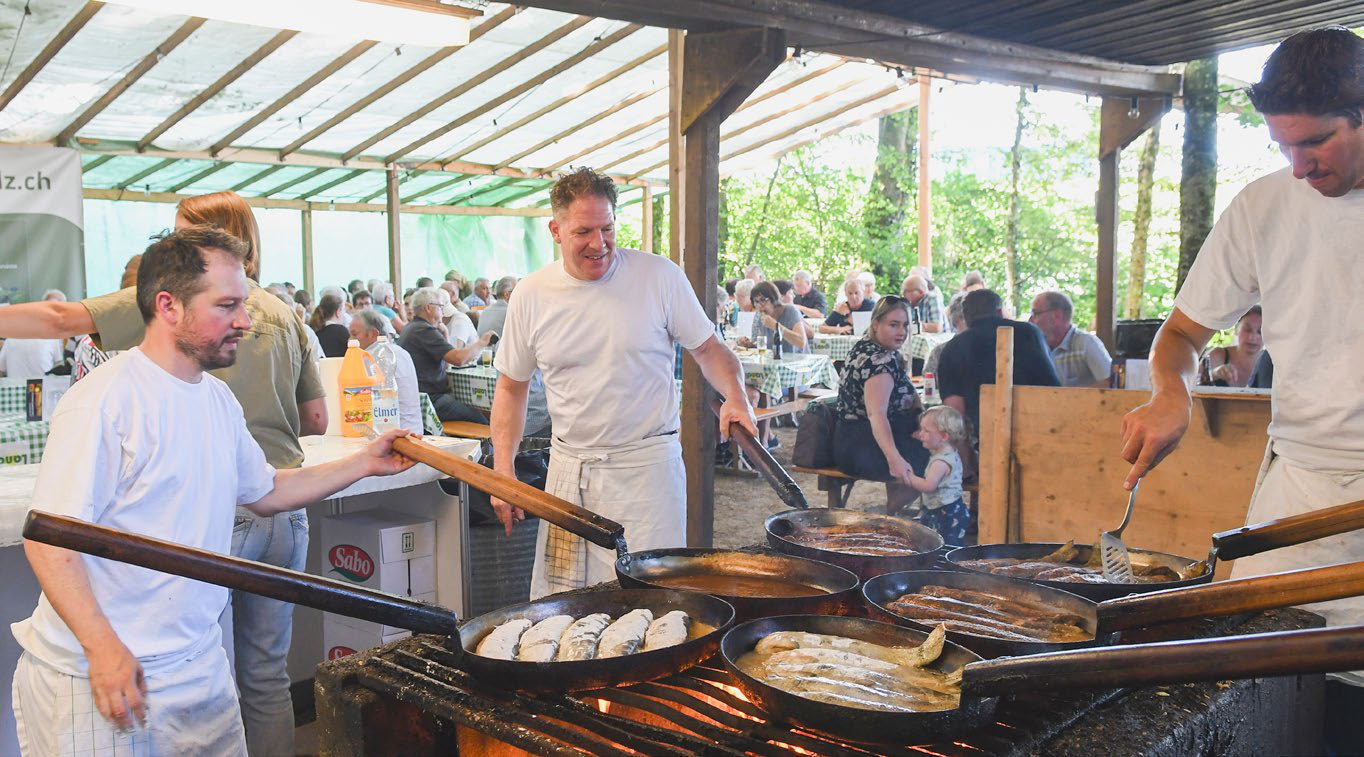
left=82, top=199, right=554, bottom=296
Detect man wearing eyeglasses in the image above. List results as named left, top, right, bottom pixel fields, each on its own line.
left=1029, top=291, right=1112, bottom=387
left=900, top=274, right=944, bottom=333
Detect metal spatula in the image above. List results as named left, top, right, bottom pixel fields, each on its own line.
left=1100, top=479, right=1139, bottom=582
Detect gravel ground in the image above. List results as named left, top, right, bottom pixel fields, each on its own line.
left=710, top=424, right=897, bottom=549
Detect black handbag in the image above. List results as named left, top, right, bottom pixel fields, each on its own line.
left=792, top=401, right=837, bottom=468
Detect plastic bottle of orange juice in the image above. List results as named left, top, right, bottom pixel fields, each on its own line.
left=339, top=339, right=384, bottom=437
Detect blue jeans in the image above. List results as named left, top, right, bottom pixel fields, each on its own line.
left=231, top=508, right=308, bottom=757
left=431, top=392, right=486, bottom=423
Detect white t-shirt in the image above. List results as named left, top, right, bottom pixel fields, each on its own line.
left=0, top=337, right=64, bottom=379
left=496, top=248, right=715, bottom=447
left=367, top=340, right=424, bottom=434
left=445, top=311, right=478, bottom=351
left=12, top=348, right=277, bottom=676
left=1175, top=167, right=1364, bottom=470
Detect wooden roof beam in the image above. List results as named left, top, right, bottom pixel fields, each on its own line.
left=541, top=114, right=666, bottom=174
left=166, top=161, right=231, bottom=193
left=229, top=164, right=287, bottom=192
left=402, top=174, right=472, bottom=203
left=137, top=30, right=297, bottom=152
left=389, top=23, right=644, bottom=163
left=209, top=41, right=378, bottom=157
left=595, top=131, right=667, bottom=174
left=114, top=158, right=179, bottom=190
left=721, top=86, right=911, bottom=163
left=447, top=41, right=667, bottom=165
left=341, top=16, right=593, bottom=162
left=258, top=167, right=330, bottom=198
left=81, top=154, right=115, bottom=173
left=84, top=188, right=552, bottom=216
left=447, top=177, right=520, bottom=205
left=0, top=1, right=103, bottom=113
left=495, top=85, right=664, bottom=171
left=277, top=6, right=518, bottom=158
left=492, top=183, right=548, bottom=207
left=55, top=17, right=205, bottom=145
left=724, top=97, right=913, bottom=175
left=296, top=168, right=368, bottom=201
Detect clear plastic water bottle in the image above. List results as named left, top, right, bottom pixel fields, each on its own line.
left=370, top=336, right=401, bottom=433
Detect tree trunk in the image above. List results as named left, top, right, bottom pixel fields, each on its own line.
left=1125, top=125, right=1161, bottom=318
left=1004, top=86, right=1027, bottom=313
left=652, top=192, right=666, bottom=256
left=718, top=177, right=730, bottom=259
left=864, top=108, right=915, bottom=286
left=745, top=155, right=783, bottom=265
left=1178, top=57, right=1218, bottom=293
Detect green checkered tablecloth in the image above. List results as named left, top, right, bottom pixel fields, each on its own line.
left=418, top=393, right=443, bottom=436
left=810, top=334, right=857, bottom=362
left=448, top=365, right=500, bottom=411
left=0, top=379, right=31, bottom=415
left=0, top=414, right=50, bottom=465
left=742, top=353, right=838, bottom=397
left=904, top=331, right=953, bottom=363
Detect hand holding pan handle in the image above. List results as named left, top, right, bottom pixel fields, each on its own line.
left=388, top=434, right=626, bottom=553
left=708, top=397, right=809, bottom=510
left=1096, top=558, right=1364, bottom=633
left=1210, top=497, right=1364, bottom=562
left=23, top=511, right=461, bottom=638
left=962, top=623, right=1364, bottom=697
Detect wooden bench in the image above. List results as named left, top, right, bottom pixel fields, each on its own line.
left=791, top=465, right=979, bottom=509
left=441, top=420, right=494, bottom=439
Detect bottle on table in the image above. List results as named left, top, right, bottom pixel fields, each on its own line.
left=773, top=326, right=784, bottom=360
left=339, top=339, right=383, bottom=437
left=371, top=337, right=401, bottom=434
left=923, top=371, right=936, bottom=403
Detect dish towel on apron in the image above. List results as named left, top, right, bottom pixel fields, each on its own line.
left=1230, top=441, right=1364, bottom=685
left=530, top=433, right=686, bottom=599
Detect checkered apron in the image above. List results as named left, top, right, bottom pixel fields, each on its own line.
left=529, top=433, right=686, bottom=599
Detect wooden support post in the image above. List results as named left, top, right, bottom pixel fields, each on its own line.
left=1097, top=96, right=1170, bottom=351
left=917, top=78, right=932, bottom=271
left=386, top=168, right=403, bottom=289
left=980, top=326, right=1015, bottom=545
left=668, top=29, right=685, bottom=265
left=680, top=27, right=785, bottom=548
left=301, top=207, right=315, bottom=294
left=641, top=185, right=654, bottom=253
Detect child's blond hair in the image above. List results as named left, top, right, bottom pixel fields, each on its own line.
left=920, top=405, right=967, bottom=446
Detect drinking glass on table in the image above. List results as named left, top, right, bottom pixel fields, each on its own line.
left=754, top=334, right=767, bottom=361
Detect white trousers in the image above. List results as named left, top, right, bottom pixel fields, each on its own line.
left=530, top=433, right=686, bottom=599
left=12, top=647, right=247, bottom=757
left=1230, top=442, right=1364, bottom=685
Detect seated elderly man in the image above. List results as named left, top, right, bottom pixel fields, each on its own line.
left=476, top=276, right=516, bottom=340
left=791, top=270, right=827, bottom=317
left=819, top=278, right=873, bottom=334
left=937, top=289, right=1061, bottom=438
left=1029, top=290, right=1112, bottom=387
left=399, top=287, right=491, bottom=423
left=350, top=310, right=423, bottom=433
left=464, top=278, right=492, bottom=309
left=900, top=274, right=944, bottom=333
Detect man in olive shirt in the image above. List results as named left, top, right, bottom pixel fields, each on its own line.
left=0, top=276, right=325, bottom=757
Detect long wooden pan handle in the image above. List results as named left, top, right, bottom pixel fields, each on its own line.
left=962, top=623, right=1364, bottom=697
left=1212, top=498, right=1364, bottom=562
left=1097, top=559, right=1364, bottom=633
left=393, top=436, right=624, bottom=552
left=23, top=511, right=462, bottom=638
left=709, top=397, right=808, bottom=510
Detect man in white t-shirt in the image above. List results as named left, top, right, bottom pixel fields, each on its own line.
left=490, top=168, right=755, bottom=599
left=0, top=336, right=64, bottom=379
left=10, top=227, right=414, bottom=756
left=1119, top=27, right=1364, bottom=750
left=350, top=309, right=423, bottom=434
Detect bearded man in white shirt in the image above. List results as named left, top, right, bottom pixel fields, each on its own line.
left=1119, top=27, right=1364, bottom=752
left=489, top=168, right=756, bottom=599
left=10, top=226, right=414, bottom=756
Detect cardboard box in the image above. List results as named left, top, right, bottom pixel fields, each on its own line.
left=323, top=613, right=410, bottom=661
left=320, top=509, right=435, bottom=596
left=324, top=591, right=437, bottom=638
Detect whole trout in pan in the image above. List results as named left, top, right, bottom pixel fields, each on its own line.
left=642, top=610, right=691, bottom=651
left=516, top=615, right=575, bottom=662
left=476, top=618, right=533, bottom=660
left=556, top=613, right=612, bottom=661
left=888, top=585, right=1091, bottom=643
left=959, top=541, right=1206, bottom=584
left=598, top=608, right=653, bottom=658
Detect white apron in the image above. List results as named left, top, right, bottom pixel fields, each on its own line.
left=529, top=433, right=686, bottom=599
left=1229, top=441, right=1364, bottom=685
left=12, top=645, right=246, bottom=756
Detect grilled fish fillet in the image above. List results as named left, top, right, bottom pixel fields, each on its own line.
left=755, top=624, right=946, bottom=668
left=476, top=618, right=532, bottom=660
left=642, top=610, right=691, bottom=651
left=597, top=609, right=654, bottom=658
left=555, top=613, right=611, bottom=661
left=516, top=615, right=575, bottom=662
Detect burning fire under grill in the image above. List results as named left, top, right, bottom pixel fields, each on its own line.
left=313, top=609, right=1325, bottom=757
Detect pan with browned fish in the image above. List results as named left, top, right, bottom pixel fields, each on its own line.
left=765, top=508, right=943, bottom=580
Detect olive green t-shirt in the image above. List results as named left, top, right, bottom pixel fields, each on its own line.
left=82, top=283, right=325, bottom=469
